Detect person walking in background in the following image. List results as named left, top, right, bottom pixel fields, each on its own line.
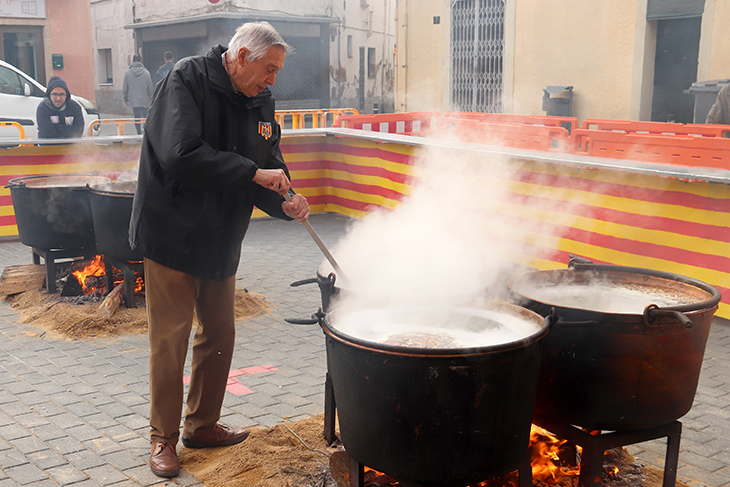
left=706, top=83, right=730, bottom=124
left=36, top=76, right=85, bottom=138
left=129, top=21, right=310, bottom=478
left=155, top=51, right=175, bottom=84
left=123, top=54, right=154, bottom=134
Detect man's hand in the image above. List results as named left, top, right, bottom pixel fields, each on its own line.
left=252, top=169, right=290, bottom=194
left=283, top=193, right=310, bottom=222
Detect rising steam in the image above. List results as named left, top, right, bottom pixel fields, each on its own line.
left=325, top=145, right=555, bottom=313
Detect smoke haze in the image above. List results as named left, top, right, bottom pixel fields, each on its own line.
left=325, top=145, right=552, bottom=312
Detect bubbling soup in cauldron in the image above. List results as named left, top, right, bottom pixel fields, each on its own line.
left=330, top=305, right=543, bottom=349
left=517, top=282, right=701, bottom=314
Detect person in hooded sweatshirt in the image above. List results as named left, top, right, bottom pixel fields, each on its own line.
left=36, top=76, right=85, bottom=139
left=123, top=54, right=155, bottom=134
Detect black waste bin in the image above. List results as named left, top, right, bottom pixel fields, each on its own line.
left=542, top=85, right=573, bottom=117
left=687, top=79, right=730, bottom=124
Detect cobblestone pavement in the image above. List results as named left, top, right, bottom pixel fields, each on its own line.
left=0, top=212, right=727, bottom=486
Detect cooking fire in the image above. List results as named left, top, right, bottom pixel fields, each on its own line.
left=58, top=255, right=144, bottom=301
left=330, top=425, right=649, bottom=487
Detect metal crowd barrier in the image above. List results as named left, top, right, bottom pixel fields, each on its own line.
left=88, top=119, right=146, bottom=136
left=275, top=108, right=359, bottom=129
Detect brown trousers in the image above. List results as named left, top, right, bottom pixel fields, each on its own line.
left=145, top=258, right=236, bottom=445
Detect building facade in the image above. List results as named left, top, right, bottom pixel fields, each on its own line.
left=0, top=0, right=95, bottom=101
left=396, top=0, right=728, bottom=124
left=91, top=0, right=395, bottom=115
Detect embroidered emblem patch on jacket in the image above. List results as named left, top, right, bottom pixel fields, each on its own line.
left=258, top=122, right=272, bottom=140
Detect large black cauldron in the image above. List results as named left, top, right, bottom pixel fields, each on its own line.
left=318, top=302, right=552, bottom=486
left=88, top=181, right=143, bottom=263
left=8, top=174, right=111, bottom=251
left=508, top=260, right=721, bottom=431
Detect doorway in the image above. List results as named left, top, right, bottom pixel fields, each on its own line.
left=0, top=27, right=44, bottom=82
left=651, top=17, right=701, bottom=123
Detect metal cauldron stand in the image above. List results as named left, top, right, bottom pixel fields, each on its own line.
left=103, top=257, right=143, bottom=308
left=32, top=247, right=96, bottom=294
left=533, top=413, right=681, bottom=487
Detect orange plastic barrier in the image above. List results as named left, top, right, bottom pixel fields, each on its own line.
left=275, top=109, right=358, bottom=129
left=582, top=119, right=730, bottom=138
left=328, top=112, right=730, bottom=168
left=445, top=111, right=578, bottom=133
left=440, top=118, right=572, bottom=152
left=574, top=128, right=730, bottom=169
left=333, top=112, right=441, bottom=136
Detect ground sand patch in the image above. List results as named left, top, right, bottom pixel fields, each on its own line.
left=179, top=414, right=686, bottom=487
left=4, top=287, right=270, bottom=340
left=180, top=414, right=338, bottom=487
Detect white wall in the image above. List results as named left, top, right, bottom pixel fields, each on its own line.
left=329, top=0, right=395, bottom=111
left=91, top=0, right=136, bottom=114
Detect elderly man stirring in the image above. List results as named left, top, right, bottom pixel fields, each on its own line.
left=129, top=22, right=310, bottom=478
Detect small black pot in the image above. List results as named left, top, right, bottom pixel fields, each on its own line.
left=88, top=181, right=143, bottom=263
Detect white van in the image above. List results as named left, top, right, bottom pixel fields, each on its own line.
left=0, top=59, right=100, bottom=139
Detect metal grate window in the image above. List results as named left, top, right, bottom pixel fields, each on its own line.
left=451, top=0, right=505, bottom=113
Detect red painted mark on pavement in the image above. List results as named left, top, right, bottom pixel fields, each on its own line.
left=183, top=365, right=278, bottom=395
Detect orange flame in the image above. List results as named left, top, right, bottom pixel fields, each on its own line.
left=110, top=272, right=144, bottom=294
left=347, top=425, right=584, bottom=487
left=71, top=256, right=144, bottom=295
left=71, top=255, right=106, bottom=293
left=529, top=424, right=581, bottom=484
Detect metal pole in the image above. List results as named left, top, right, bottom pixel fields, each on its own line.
left=283, top=192, right=348, bottom=282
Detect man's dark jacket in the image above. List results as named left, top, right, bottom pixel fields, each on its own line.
left=155, top=61, right=175, bottom=84
left=129, top=45, right=292, bottom=280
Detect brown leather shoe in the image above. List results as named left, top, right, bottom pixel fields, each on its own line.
left=181, top=424, right=251, bottom=448
left=150, top=442, right=179, bottom=478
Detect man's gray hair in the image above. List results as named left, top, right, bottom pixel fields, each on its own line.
left=227, top=22, right=292, bottom=62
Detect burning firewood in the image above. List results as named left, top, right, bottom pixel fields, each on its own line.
left=60, top=275, right=84, bottom=296
left=99, top=283, right=124, bottom=318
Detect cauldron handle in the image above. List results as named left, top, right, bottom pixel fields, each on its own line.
left=290, top=273, right=336, bottom=295
left=546, top=307, right=560, bottom=328
left=552, top=318, right=601, bottom=327
left=547, top=308, right=600, bottom=327
left=567, top=254, right=594, bottom=268
left=644, top=304, right=693, bottom=328
left=285, top=317, right=320, bottom=325
left=285, top=308, right=326, bottom=327
left=290, top=277, right=319, bottom=287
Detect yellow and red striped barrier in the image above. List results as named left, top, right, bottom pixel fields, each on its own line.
left=498, top=161, right=730, bottom=318
left=281, top=133, right=730, bottom=319
left=279, top=134, right=418, bottom=218
left=0, top=114, right=729, bottom=318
